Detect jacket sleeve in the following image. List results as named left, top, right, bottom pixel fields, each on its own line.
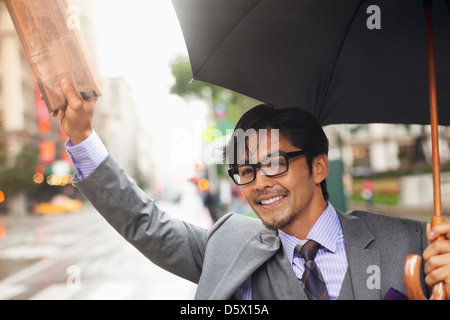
left=73, top=153, right=208, bottom=284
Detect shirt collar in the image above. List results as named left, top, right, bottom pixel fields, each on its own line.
left=278, top=202, right=341, bottom=265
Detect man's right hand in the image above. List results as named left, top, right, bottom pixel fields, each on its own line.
left=52, top=79, right=98, bottom=145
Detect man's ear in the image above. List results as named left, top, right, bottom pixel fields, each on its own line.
left=313, top=154, right=329, bottom=184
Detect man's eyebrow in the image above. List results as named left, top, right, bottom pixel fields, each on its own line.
left=264, top=151, right=283, bottom=157
left=259, top=151, right=284, bottom=162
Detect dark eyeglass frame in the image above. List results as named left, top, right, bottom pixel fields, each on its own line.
left=227, top=150, right=309, bottom=186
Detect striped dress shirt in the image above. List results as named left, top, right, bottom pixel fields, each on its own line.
left=234, top=202, right=348, bottom=300
left=66, top=132, right=348, bottom=300
left=65, top=130, right=109, bottom=180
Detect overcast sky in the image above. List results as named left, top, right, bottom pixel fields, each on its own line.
left=91, top=0, right=208, bottom=184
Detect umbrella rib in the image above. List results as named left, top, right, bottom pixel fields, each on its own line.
left=317, top=0, right=364, bottom=124
left=193, top=0, right=263, bottom=80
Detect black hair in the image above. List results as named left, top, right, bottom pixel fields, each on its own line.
left=224, top=104, right=329, bottom=201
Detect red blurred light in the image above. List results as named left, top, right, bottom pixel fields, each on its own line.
left=189, top=172, right=200, bottom=183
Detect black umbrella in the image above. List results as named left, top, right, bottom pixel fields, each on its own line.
left=172, top=0, right=449, bottom=299
left=172, top=0, right=450, bottom=125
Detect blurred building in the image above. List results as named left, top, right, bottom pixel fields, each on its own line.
left=0, top=0, right=156, bottom=216
left=71, top=0, right=99, bottom=67
left=72, top=0, right=154, bottom=189
left=0, top=0, right=105, bottom=215
left=326, top=123, right=450, bottom=176
left=326, top=123, right=450, bottom=209
left=94, top=77, right=141, bottom=175
left=94, top=77, right=155, bottom=191
left=0, top=0, right=62, bottom=215
left=0, top=0, right=39, bottom=163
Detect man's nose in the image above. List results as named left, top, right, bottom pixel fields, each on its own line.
left=253, top=169, right=275, bottom=190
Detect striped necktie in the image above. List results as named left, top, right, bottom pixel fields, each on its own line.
left=295, top=240, right=330, bottom=300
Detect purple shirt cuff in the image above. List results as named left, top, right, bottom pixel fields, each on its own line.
left=65, top=130, right=108, bottom=180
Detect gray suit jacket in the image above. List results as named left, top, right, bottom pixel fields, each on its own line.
left=74, top=154, right=430, bottom=300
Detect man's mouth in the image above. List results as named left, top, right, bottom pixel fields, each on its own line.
left=257, top=195, right=286, bottom=209
left=260, top=196, right=284, bottom=205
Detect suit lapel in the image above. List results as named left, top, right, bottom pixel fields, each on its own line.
left=337, top=211, right=381, bottom=300
left=204, top=211, right=383, bottom=300
left=208, top=230, right=281, bottom=299
left=252, top=246, right=308, bottom=300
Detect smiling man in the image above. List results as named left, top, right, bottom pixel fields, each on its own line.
left=225, top=105, right=347, bottom=300
left=226, top=106, right=330, bottom=239
left=55, top=80, right=450, bottom=300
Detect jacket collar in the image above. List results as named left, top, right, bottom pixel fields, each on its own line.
left=206, top=228, right=280, bottom=300
left=337, top=211, right=381, bottom=300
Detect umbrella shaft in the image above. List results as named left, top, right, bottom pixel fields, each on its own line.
left=425, top=4, right=442, bottom=218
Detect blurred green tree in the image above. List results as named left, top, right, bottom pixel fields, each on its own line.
left=0, top=146, right=39, bottom=197
left=169, top=55, right=260, bottom=127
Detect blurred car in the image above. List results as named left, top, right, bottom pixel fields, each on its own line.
left=34, top=195, right=82, bottom=215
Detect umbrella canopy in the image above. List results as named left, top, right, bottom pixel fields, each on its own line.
left=171, top=0, right=450, bottom=126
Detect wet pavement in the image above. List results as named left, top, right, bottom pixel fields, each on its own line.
left=0, top=190, right=213, bottom=300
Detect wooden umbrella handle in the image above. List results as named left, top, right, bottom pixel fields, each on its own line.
left=404, top=255, right=446, bottom=300
left=404, top=216, right=447, bottom=300
left=403, top=1, right=447, bottom=301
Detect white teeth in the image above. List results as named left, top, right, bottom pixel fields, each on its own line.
left=260, top=196, right=283, bottom=205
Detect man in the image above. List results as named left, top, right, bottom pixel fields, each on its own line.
left=54, top=79, right=450, bottom=300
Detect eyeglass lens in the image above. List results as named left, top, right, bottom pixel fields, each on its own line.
left=233, top=155, right=288, bottom=185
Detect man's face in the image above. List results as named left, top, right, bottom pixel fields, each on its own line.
left=237, top=131, right=327, bottom=233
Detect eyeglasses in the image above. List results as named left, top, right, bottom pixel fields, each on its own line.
left=227, top=150, right=309, bottom=186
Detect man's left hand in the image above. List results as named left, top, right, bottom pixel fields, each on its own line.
left=423, top=221, right=450, bottom=299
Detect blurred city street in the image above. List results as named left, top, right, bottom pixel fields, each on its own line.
left=0, top=187, right=212, bottom=300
